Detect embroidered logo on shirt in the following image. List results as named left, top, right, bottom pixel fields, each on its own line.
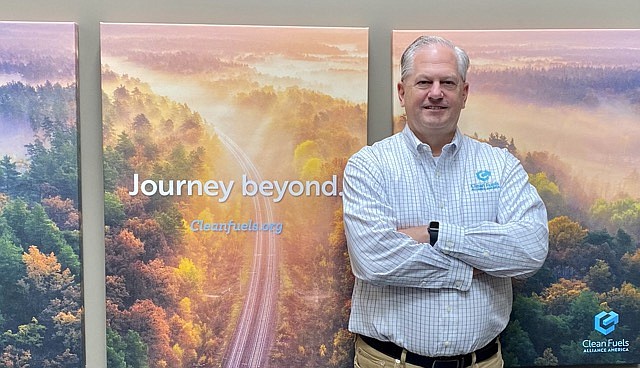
left=471, top=170, right=501, bottom=191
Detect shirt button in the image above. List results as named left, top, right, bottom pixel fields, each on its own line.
left=444, top=341, right=451, bottom=347
left=454, top=280, right=462, bottom=288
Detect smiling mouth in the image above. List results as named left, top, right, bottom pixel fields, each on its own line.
left=424, top=106, right=446, bottom=110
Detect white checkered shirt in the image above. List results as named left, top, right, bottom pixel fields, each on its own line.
left=343, top=125, right=549, bottom=357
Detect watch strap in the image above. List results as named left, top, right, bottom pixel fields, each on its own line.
left=428, top=221, right=439, bottom=246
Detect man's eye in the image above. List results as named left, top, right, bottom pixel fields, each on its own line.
left=442, top=81, right=457, bottom=89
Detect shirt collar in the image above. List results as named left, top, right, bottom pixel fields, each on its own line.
left=401, top=124, right=463, bottom=157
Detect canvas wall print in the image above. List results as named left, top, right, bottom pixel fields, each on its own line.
left=100, top=22, right=368, bottom=367
left=392, top=29, right=640, bottom=367
left=0, top=21, right=82, bottom=367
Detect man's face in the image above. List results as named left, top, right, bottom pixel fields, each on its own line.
left=397, top=45, right=469, bottom=142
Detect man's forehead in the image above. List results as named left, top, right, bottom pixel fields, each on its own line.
left=410, top=63, right=461, bottom=80
left=409, top=47, right=460, bottom=78
left=411, top=70, right=460, bottom=80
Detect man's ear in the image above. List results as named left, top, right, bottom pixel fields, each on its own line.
left=397, top=81, right=406, bottom=107
left=461, top=82, right=469, bottom=108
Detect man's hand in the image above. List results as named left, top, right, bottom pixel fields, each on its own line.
left=398, top=226, right=429, bottom=244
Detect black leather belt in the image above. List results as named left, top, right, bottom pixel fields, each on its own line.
left=359, top=334, right=499, bottom=368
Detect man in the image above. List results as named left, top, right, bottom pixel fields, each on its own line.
left=342, top=35, right=549, bottom=368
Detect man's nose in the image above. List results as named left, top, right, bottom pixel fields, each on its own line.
left=427, top=82, right=444, bottom=98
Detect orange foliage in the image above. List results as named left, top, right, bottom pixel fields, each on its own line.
left=536, top=278, right=589, bottom=314
left=124, top=299, right=179, bottom=368
left=115, top=186, right=150, bottom=218
left=548, top=216, right=587, bottom=251
left=22, top=245, right=74, bottom=293
left=105, top=229, right=145, bottom=275
left=41, top=196, right=80, bottom=231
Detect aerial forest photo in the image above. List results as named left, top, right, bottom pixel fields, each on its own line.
left=393, top=29, right=640, bottom=367
left=0, top=22, right=83, bottom=367
left=100, top=23, right=368, bottom=367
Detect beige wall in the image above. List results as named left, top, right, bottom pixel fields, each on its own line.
left=2, top=1, right=640, bottom=367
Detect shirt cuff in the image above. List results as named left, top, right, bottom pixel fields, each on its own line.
left=435, top=222, right=465, bottom=255
left=434, top=223, right=472, bottom=291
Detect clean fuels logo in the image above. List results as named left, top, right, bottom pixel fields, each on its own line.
left=595, top=310, right=619, bottom=335
left=582, top=310, right=629, bottom=353
left=471, top=170, right=500, bottom=191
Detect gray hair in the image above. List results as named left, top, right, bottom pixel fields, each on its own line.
left=400, top=35, right=470, bottom=82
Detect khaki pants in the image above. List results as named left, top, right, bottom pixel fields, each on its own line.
left=354, top=336, right=504, bottom=368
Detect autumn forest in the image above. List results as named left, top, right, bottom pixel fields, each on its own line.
left=2, top=24, right=640, bottom=368
left=0, top=23, right=82, bottom=368
left=100, top=24, right=368, bottom=368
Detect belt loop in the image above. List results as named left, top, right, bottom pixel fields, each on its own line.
left=400, top=349, right=408, bottom=367
left=471, top=351, right=477, bottom=367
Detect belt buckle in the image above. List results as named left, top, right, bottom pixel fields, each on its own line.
left=431, top=357, right=465, bottom=368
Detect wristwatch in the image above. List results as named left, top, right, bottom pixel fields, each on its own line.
left=428, top=221, right=439, bottom=246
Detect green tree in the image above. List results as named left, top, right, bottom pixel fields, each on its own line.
left=123, top=328, right=150, bottom=367
left=0, top=81, right=37, bottom=122
left=30, top=82, right=76, bottom=130
left=103, top=147, right=127, bottom=193
left=604, top=283, right=640, bottom=343
left=529, top=172, right=564, bottom=219
left=104, top=192, right=127, bottom=228
left=584, top=259, right=615, bottom=292
left=107, top=327, right=149, bottom=368
left=1, top=199, right=79, bottom=276
left=133, top=113, right=152, bottom=134
left=22, top=204, right=80, bottom=276
left=589, top=197, right=640, bottom=240
left=584, top=228, right=612, bottom=246
left=502, top=319, right=536, bottom=367
left=154, top=205, right=184, bottom=246
left=1, top=317, right=46, bottom=358
left=511, top=294, right=571, bottom=354
left=107, top=327, right=128, bottom=368
left=565, top=291, right=601, bottom=339
left=0, top=231, right=27, bottom=321
left=0, top=155, right=22, bottom=197
left=612, top=228, right=634, bottom=259
left=24, top=120, right=79, bottom=202
left=1, top=199, right=30, bottom=245
left=103, top=132, right=136, bottom=193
